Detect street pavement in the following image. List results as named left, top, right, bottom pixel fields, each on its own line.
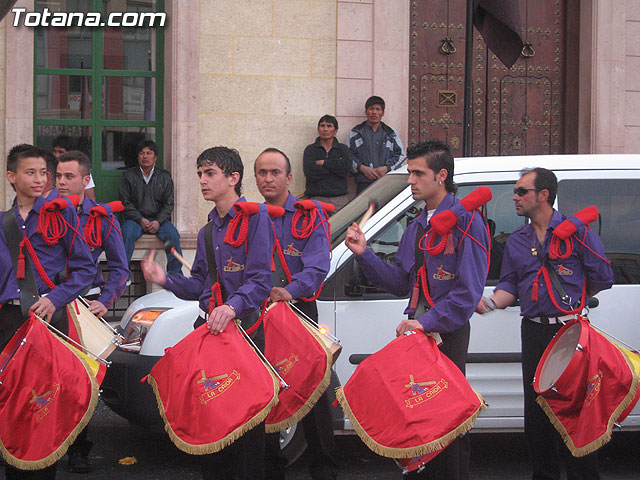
left=23, top=400, right=640, bottom=479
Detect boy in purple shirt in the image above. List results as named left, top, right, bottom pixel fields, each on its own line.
left=56, top=150, right=129, bottom=473
left=345, top=140, right=489, bottom=480
left=1, top=145, right=95, bottom=479
left=255, top=148, right=336, bottom=480
left=141, top=146, right=273, bottom=480
left=477, top=167, right=614, bottom=480
left=56, top=150, right=128, bottom=318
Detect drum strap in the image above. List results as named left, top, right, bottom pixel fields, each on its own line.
left=534, top=254, right=586, bottom=315
left=271, top=220, right=324, bottom=302
left=204, top=220, right=227, bottom=302
left=408, top=223, right=433, bottom=318
left=2, top=207, right=40, bottom=317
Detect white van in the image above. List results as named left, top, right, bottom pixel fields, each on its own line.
left=102, top=154, right=640, bottom=459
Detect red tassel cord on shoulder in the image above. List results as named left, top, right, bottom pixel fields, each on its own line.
left=291, top=200, right=332, bottom=245
left=83, top=202, right=124, bottom=248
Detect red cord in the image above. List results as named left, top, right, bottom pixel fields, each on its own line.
left=224, top=211, right=250, bottom=247
left=415, top=264, right=435, bottom=309
left=245, top=299, right=267, bottom=335
left=21, top=236, right=57, bottom=289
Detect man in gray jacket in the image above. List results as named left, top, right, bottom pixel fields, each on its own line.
left=119, top=140, right=183, bottom=275
left=348, top=96, right=405, bottom=194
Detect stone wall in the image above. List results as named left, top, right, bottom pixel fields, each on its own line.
left=625, top=1, right=640, bottom=152
left=197, top=0, right=337, bottom=224
left=0, top=19, right=5, bottom=208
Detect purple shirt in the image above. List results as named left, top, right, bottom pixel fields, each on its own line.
left=270, top=193, right=330, bottom=299
left=164, top=197, right=273, bottom=319
left=358, top=194, right=489, bottom=333
left=77, top=196, right=129, bottom=308
left=0, top=196, right=96, bottom=309
left=495, top=209, right=614, bottom=317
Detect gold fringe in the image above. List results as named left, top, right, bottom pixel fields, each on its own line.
left=66, top=302, right=86, bottom=346
left=336, top=386, right=487, bottom=459
left=0, top=338, right=100, bottom=470
left=148, top=363, right=281, bottom=455
left=536, top=343, right=640, bottom=457
left=265, top=319, right=333, bottom=433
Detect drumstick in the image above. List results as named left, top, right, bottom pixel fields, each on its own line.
left=358, top=201, right=378, bottom=229
left=163, top=241, right=192, bottom=271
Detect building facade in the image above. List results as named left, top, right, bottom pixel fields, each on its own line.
left=1, top=0, right=639, bottom=253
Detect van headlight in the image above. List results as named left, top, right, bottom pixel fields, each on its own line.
left=119, top=308, right=170, bottom=352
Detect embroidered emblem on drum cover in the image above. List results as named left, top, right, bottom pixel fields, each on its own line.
left=197, top=369, right=240, bottom=404
left=556, top=264, right=574, bottom=276
left=585, top=370, right=603, bottom=406
left=404, top=375, right=448, bottom=408
left=283, top=243, right=302, bottom=257
left=433, top=265, right=455, bottom=281
left=223, top=256, right=245, bottom=272
left=275, top=354, right=299, bottom=377
left=29, top=383, right=60, bottom=421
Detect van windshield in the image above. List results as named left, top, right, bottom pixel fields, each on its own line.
left=329, top=173, right=410, bottom=248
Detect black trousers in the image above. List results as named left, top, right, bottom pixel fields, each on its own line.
left=201, top=422, right=266, bottom=480
left=407, top=321, right=471, bottom=480
left=194, top=315, right=266, bottom=479
left=264, top=300, right=338, bottom=480
left=521, top=318, right=599, bottom=480
left=1, top=305, right=57, bottom=480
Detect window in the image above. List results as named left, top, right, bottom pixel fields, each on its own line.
left=558, top=179, right=640, bottom=284
left=33, top=0, right=164, bottom=201
left=457, top=183, right=523, bottom=284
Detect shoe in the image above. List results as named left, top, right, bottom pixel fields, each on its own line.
left=68, top=452, right=91, bottom=473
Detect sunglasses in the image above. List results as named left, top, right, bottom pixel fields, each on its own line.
left=513, top=187, right=541, bottom=196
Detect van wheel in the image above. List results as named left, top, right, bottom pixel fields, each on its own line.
left=280, top=422, right=307, bottom=465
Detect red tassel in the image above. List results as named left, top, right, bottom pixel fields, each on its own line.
left=531, top=278, right=539, bottom=302
left=408, top=282, right=420, bottom=310
left=444, top=232, right=455, bottom=255
left=16, top=240, right=26, bottom=279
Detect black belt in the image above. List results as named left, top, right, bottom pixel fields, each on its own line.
left=524, top=315, right=575, bottom=325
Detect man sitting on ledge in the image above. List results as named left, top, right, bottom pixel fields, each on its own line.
left=119, top=139, right=183, bottom=275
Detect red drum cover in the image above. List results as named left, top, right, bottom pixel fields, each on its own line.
left=263, top=302, right=332, bottom=432
left=534, top=317, right=639, bottom=456
left=0, top=316, right=99, bottom=470
left=336, top=331, right=486, bottom=458
left=147, top=322, right=279, bottom=454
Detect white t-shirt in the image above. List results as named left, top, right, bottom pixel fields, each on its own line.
left=86, top=173, right=95, bottom=189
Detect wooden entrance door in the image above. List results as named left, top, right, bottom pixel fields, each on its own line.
left=409, top=0, right=577, bottom=157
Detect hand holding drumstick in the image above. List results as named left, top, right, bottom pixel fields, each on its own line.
left=345, top=201, right=377, bottom=256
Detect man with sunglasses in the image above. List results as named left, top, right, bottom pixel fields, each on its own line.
left=477, top=167, right=614, bottom=480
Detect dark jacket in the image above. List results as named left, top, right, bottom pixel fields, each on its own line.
left=348, top=120, right=405, bottom=185
left=303, top=137, right=353, bottom=197
left=119, top=166, right=174, bottom=224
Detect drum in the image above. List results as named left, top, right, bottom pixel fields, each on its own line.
left=317, top=327, right=342, bottom=365
left=394, top=450, right=443, bottom=475
left=67, top=298, right=122, bottom=360
left=0, top=315, right=100, bottom=470
left=534, top=316, right=640, bottom=457
left=289, top=302, right=342, bottom=365
left=263, top=302, right=333, bottom=432
left=336, top=330, right=486, bottom=460
left=147, top=321, right=279, bottom=454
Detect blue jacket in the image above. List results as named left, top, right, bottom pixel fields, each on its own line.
left=348, top=120, right=405, bottom=185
